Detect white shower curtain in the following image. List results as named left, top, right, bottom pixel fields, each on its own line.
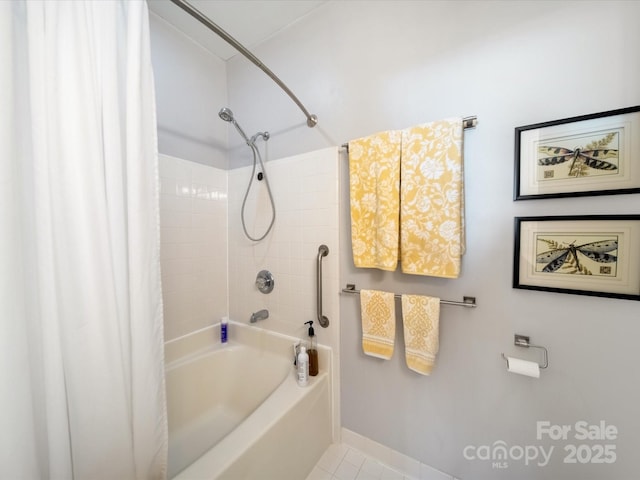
left=0, top=1, right=167, bottom=478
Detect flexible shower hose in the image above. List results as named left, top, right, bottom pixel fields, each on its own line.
left=241, top=139, right=276, bottom=242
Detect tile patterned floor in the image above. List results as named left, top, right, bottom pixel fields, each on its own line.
left=306, top=444, right=416, bottom=480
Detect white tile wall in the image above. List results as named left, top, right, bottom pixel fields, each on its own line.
left=159, top=154, right=228, bottom=341
left=227, top=147, right=340, bottom=349
left=159, top=147, right=340, bottom=342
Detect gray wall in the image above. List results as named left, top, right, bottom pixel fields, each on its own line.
left=149, top=12, right=228, bottom=169
left=224, top=1, right=640, bottom=479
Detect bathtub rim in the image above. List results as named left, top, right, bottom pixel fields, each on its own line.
left=164, top=320, right=332, bottom=375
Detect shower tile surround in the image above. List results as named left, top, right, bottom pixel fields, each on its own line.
left=159, top=147, right=342, bottom=441
left=159, top=148, right=339, bottom=343
left=227, top=147, right=340, bottom=344
left=159, top=154, right=229, bottom=341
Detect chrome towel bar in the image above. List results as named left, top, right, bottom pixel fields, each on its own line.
left=341, top=284, right=477, bottom=308
left=341, top=116, right=477, bottom=150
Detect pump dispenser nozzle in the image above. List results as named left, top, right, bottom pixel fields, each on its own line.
left=305, top=320, right=315, bottom=337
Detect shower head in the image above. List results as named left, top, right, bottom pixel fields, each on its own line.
left=218, top=107, right=234, bottom=123
left=218, top=107, right=250, bottom=144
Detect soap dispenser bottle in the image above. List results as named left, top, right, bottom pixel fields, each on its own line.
left=305, top=320, right=319, bottom=376
left=297, top=346, right=309, bottom=387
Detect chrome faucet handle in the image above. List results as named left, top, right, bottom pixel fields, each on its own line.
left=256, top=270, right=274, bottom=294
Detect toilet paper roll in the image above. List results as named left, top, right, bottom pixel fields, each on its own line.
left=506, top=356, right=540, bottom=378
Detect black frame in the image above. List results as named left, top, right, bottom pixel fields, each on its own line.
left=514, top=106, right=640, bottom=200
left=513, top=215, right=640, bottom=301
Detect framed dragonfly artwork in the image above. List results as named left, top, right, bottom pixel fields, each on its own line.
left=514, top=106, right=640, bottom=200
left=513, top=215, right=640, bottom=301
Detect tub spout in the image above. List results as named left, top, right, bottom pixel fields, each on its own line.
left=250, top=309, right=269, bottom=323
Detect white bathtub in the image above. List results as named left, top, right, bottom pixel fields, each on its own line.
left=165, top=321, right=332, bottom=479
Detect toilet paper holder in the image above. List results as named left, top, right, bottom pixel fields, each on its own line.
left=501, top=334, right=548, bottom=369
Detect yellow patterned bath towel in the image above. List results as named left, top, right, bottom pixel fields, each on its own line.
left=349, top=131, right=401, bottom=271
left=400, top=118, right=464, bottom=278
left=401, top=294, right=440, bottom=375
left=360, top=289, right=396, bottom=359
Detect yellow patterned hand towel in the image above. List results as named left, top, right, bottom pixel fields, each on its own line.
left=401, top=294, right=440, bottom=375
left=349, top=131, right=401, bottom=271
left=400, top=118, right=464, bottom=278
left=360, top=289, right=396, bottom=359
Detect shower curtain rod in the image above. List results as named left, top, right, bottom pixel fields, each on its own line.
left=169, top=0, right=318, bottom=128
left=340, top=116, right=477, bottom=149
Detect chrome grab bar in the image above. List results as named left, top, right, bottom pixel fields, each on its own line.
left=316, top=245, right=329, bottom=328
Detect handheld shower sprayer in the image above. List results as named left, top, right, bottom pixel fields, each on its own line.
left=218, top=107, right=233, bottom=122
left=218, top=107, right=252, bottom=145
left=219, top=107, right=275, bottom=242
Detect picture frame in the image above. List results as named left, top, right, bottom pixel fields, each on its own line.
left=514, top=106, right=640, bottom=200
left=513, top=215, right=640, bottom=301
